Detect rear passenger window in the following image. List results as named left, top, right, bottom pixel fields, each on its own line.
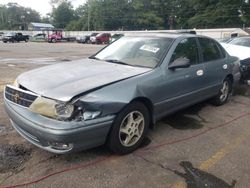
left=170, top=38, right=199, bottom=65
left=218, top=44, right=226, bottom=58
left=199, top=38, right=222, bottom=62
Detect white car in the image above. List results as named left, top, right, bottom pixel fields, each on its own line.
left=221, top=36, right=250, bottom=82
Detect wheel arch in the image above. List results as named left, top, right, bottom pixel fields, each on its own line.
left=130, top=97, right=155, bottom=128
left=225, top=74, right=234, bottom=93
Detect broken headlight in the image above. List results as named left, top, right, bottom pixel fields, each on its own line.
left=29, top=97, right=74, bottom=120
left=83, top=111, right=101, bottom=120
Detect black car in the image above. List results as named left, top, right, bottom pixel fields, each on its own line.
left=2, top=32, right=29, bottom=43
left=77, top=33, right=99, bottom=44
left=0, top=32, right=4, bottom=41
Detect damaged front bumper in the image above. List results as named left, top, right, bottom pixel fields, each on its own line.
left=4, top=99, right=115, bottom=154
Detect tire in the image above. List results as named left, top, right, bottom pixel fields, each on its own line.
left=107, top=102, right=150, bottom=154
left=51, top=38, right=56, bottom=43
left=211, top=78, right=232, bottom=106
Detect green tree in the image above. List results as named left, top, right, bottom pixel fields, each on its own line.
left=51, top=0, right=76, bottom=28
left=0, top=3, right=41, bottom=30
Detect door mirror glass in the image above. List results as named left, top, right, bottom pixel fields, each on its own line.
left=169, top=57, right=191, bottom=70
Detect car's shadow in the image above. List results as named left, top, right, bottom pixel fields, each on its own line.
left=162, top=102, right=208, bottom=130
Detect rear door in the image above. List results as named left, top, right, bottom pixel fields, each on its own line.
left=198, top=37, right=228, bottom=95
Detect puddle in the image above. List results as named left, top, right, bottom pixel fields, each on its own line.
left=164, top=114, right=204, bottom=130
left=0, top=144, right=32, bottom=173
left=163, top=102, right=208, bottom=130
left=170, top=161, right=236, bottom=188
left=234, top=84, right=250, bottom=98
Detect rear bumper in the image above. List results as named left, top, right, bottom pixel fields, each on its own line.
left=4, top=99, right=115, bottom=154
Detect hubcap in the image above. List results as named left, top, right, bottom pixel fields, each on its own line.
left=220, top=81, right=229, bottom=101
left=119, top=111, right=145, bottom=147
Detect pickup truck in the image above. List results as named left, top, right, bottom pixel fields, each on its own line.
left=2, top=32, right=29, bottom=43
left=48, top=30, right=76, bottom=43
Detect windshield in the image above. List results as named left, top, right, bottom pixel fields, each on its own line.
left=229, top=37, right=250, bottom=47
left=94, top=36, right=173, bottom=68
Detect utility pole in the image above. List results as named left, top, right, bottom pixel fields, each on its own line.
left=87, top=0, right=90, bottom=31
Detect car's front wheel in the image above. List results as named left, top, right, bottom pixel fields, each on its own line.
left=107, top=102, right=149, bottom=154
left=211, top=78, right=232, bottom=106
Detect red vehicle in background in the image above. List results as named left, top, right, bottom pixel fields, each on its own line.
left=92, top=33, right=111, bottom=44
left=48, top=29, right=76, bottom=43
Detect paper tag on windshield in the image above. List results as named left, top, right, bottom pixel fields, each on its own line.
left=140, top=45, right=160, bottom=53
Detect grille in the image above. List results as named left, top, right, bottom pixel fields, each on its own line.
left=5, top=86, right=38, bottom=107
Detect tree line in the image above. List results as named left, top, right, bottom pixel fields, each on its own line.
left=1, top=0, right=250, bottom=31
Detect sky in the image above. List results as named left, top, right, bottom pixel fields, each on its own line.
left=0, top=0, right=86, bottom=16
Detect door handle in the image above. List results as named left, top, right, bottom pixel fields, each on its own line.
left=196, top=70, right=204, bottom=76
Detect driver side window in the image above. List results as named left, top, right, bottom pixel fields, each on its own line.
left=170, top=38, right=199, bottom=65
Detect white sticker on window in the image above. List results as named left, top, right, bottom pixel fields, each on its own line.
left=140, top=45, right=160, bottom=53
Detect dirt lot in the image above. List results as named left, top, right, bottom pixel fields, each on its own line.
left=0, top=42, right=250, bottom=188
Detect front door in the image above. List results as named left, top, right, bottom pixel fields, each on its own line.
left=155, top=37, right=207, bottom=118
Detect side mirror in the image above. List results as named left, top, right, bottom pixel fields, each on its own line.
left=168, top=57, right=191, bottom=70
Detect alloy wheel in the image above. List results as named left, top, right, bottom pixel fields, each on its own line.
left=119, top=111, right=145, bottom=147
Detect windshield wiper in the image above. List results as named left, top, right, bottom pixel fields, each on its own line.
left=104, top=59, right=131, bottom=66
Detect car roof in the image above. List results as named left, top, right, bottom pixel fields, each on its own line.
left=125, top=32, right=197, bottom=39
left=232, top=36, right=250, bottom=39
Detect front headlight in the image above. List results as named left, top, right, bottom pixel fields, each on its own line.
left=29, top=97, right=74, bottom=120
left=13, top=79, right=19, bottom=87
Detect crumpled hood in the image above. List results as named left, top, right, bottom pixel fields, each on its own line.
left=17, top=59, right=151, bottom=101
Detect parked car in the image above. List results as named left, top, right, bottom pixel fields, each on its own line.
left=88, top=33, right=99, bottom=44
left=221, top=36, right=250, bottom=82
left=4, top=33, right=240, bottom=154
left=0, top=32, right=4, bottom=41
left=2, top=32, right=29, bottom=43
left=48, top=29, right=76, bottom=43
left=76, top=35, right=89, bottom=44
left=109, top=34, right=124, bottom=43
left=77, top=33, right=99, bottom=44
left=31, top=33, right=46, bottom=42
left=95, top=33, right=111, bottom=44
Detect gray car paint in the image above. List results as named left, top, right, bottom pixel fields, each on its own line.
left=78, top=35, right=240, bottom=122
left=4, top=33, right=240, bottom=153
left=17, top=59, right=151, bottom=101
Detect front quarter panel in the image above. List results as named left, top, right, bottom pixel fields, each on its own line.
left=77, top=69, right=162, bottom=117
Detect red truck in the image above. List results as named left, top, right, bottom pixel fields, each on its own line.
left=48, top=29, right=76, bottom=43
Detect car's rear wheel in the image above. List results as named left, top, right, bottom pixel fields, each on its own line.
left=51, top=38, right=57, bottom=43
left=107, top=102, right=149, bottom=154
left=211, top=78, right=231, bottom=106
